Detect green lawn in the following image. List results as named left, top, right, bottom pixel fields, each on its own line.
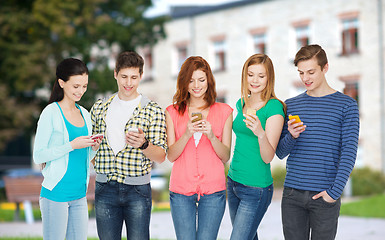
left=0, top=205, right=169, bottom=222
left=340, top=194, right=385, bottom=218
left=0, top=238, right=122, bottom=240
left=1, top=195, right=384, bottom=240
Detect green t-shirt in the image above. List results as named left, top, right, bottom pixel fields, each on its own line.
left=228, top=98, right=285, bottom=187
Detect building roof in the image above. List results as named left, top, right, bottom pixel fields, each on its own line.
left=170, top=0, right=269, bottom=19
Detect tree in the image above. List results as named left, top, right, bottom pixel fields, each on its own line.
left=0, top=0, right=167, bottom=152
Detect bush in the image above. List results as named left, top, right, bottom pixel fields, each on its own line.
left=351, top=167, right=385, bottom=196
left=272, top=166, right=286, bottom=188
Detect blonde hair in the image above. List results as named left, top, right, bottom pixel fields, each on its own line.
left=241, top=54, right=285, bottom=111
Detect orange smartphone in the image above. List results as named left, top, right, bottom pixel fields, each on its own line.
left=191, top=112, right=202, bottom=123
left=289, top=115, right=302, bottom=125
left=246, top=108, right=256, bottom=116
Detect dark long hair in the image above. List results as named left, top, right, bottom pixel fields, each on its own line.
left=48, top=58, right=89, bottom=104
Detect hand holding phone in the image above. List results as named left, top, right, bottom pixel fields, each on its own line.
left=288, top=115, right=306, bottom=139
left=191, top=112, right=202, bottom=123
left=91, top=134, right=104, bottom=140
left=246, top=108, right=256, bottom=116
left=288, top=115, right=302, bottom=125
left=128, top=127, right=139, bottom=133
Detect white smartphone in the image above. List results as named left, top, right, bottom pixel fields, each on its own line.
left=128, top=127, right=139, bottom=133
left=91, top=133, right=104, bottom=140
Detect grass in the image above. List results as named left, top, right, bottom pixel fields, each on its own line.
left=0, top=208, right=41, bottom=222
left=0, top=238, right=126, bottom=240
left=0, top=202, right=170, bottom=222
left=340, top=194, right=385, bottom=218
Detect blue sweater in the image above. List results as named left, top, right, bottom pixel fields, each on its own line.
left=276, top=91, right=359, bottom=200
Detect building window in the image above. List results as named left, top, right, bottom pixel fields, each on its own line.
left=142, top=48, right=154, bottom=83
left=344, top=82, right=359, bottom=104
left=136, top=46, right=154, bottom=83
left=295, top=25, right=309, bottom=50
left=340, top=75, right=360, bottom=106
left=292, top=80, right=306, bottom=96
left=173, top=41, right=190, bottom=76
left=216, top=95, right=226, bottom=103
left=253, top=33, right=266, bottom=54
left=342, top=18, right=359, bottom=55
left=145, top=51, right=153, bottom=71
left=213, top=40, right=226, bottom=72
left=177, top=45, right=188, bottom=70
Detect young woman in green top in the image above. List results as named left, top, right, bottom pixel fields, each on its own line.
left=227, top=54, right=285, bottom=239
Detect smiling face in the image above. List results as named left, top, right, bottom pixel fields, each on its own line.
left=59, top=74, right=88, bottom=102
left=297, top=57, right=328, bottom=93
left=115, top=67, right=142, bottom=101
left=247, top=64, right=267, bottom=96
left=188, top=69, right=208, bottom=99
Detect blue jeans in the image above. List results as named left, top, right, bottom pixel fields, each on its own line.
left=170, top=190, right=226, bottom=240
left=39, top=196, right=88, bottom=240
left=281, top=187, right=341, bottom=240
left=227, top=177, right=273, bottom=240
left=95, top=181, right=152, bottom=240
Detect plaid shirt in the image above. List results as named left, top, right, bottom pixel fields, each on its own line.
left=90, top=93, right=167, bottom=183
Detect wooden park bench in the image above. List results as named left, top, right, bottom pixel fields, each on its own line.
left=3, top=174, right=43, bottom=222
left=3, top=171, right=96, bottom=222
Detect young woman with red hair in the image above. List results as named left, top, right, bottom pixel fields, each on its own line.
left=165, top=56, right=233, bottom=240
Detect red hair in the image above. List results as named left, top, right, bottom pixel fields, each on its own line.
left=173, top=56, right=217, bottom=115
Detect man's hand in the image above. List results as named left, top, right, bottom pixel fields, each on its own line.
left=287, top=115, right=306, bottom=139
left=126, top=128, right=146, bottom=148
left=312, top=190, right=336, bottom=203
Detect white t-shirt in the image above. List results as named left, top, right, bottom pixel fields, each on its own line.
left=105, top=94, right=142, bottom=155
left=193, top=132, right=202, bottom=147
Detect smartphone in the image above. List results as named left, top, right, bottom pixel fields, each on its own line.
left=191, top=112, right=202, bottom=123
left=246, top=108, right=256, bottom=116
left=289, top=115, right=302, bottom=125
left=128, top=127, right=139, bottom=133
left=91, top=134, right=104, bottom=140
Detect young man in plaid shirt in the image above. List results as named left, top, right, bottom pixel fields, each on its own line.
left=91, top=51, right=167, bottom=240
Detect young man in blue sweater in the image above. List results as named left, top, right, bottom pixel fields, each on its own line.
left=276, top=44, right=359, bottom=240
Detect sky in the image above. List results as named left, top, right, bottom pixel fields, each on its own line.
left=145, top=0, right=241, bottom=17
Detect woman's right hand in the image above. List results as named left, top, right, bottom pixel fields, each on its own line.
left=70, top=136, right=95, bottom=149
left=184, top=115, right=202, bottom=138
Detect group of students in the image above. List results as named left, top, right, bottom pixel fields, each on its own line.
left=33, top=44, right=359, bottom=240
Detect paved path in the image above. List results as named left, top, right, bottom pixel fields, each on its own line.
left=1, top=199, right=385, bottom=239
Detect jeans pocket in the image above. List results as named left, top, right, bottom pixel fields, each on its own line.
left=212, top=190, right=226, bottom=196
left=95, top=181, right=107, bottom=195
left=282, top=187, right=295, bottom=198
left=134, top=183, right=151, bottom=198
left=319, top=196, right=339, bottom=207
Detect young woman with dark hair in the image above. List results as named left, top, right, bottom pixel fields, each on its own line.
left=33, top=58, right=101, bottom=239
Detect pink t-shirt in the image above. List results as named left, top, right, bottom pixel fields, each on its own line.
left=167, top=102, right=233, bottom=197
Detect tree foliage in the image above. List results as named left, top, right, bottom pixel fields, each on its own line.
left=0, top=0, right=167, bottom=152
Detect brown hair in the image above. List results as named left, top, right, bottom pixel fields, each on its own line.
left=241, top=54, right=285, bottom=111
left=173, top=56, right=217, bottom=115
left=294, top=44, right=328, bottom=70
left=115, top=51, right=144, bottom=75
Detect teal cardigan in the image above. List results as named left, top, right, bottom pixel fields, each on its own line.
left=33, top=103, right=96, bottom=191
